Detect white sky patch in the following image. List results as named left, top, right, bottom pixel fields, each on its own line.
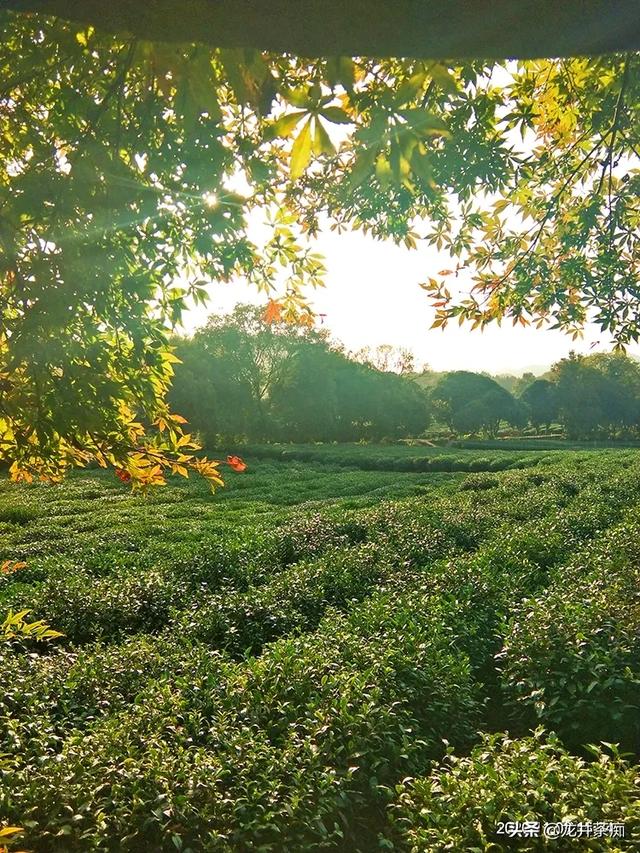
left=181, top=220, right=639, bottom=375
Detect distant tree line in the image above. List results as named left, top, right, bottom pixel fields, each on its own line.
left=169, top=306, right=431, bottom=444
left=424, top=352, right=640, bottom=440
left=170, top=307, right=640, bottom=444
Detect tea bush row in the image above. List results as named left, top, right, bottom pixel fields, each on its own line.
left=390, top=730, right=640, bottom=851
left=2, top=453, right=640, bottom=849
left=240, top=443, right=555, bottom=473
left=498, top=516, right=640, bottom=753
left=7, top=498, right=639, bottom=852
left=1, top=590, right=482, bottom=851
left=4, top=508, right=640, bottom=849
left=4, top=477, right=633, bottom=733
left=6, top=462, right=629, bottom=647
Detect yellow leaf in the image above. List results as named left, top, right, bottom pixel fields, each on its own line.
left=290, top=119, right=313, bottom=179
left=265, top=110, right=307, bottom=140
left=0, top=827, right=23, bottom=838
left=375, top=154, right=392, bottom=187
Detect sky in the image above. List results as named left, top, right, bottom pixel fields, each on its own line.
left=180, top=64, right=640, bottom=376
left=181, top=221, right=639, bottom=377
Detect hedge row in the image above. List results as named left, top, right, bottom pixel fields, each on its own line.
left=2, top=454, right=640, bottom=850
left=236, top=443, right=552, bottom=472
left=4, top=461, right=633, bottom=647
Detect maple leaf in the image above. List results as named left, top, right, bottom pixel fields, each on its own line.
left=226, top=455, right=247, bottom=472
left=263, top=299, right=282, bottom=324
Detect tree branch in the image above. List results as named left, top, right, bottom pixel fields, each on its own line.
left=596, top=55, right=632, bottom=196
left=490, top=136, right=605, bottom=289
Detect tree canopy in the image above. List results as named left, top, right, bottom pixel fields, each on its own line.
left=519, top=378, right=559, bottom=431
left=169, top=305, right=431, bottom=443
left=431, top=371, right=523, bottom=436
left=1, top=7, right=640, bottom=484
left=549, top=351, right=640, bottom=439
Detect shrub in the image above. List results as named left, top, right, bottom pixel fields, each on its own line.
left=2, top=450, right=640, bottom=850
left=459, top=473, right=500, bottom=491
left=389, top=730, right=640, bottom=851
left=27, top=565, right=188, bottom=643
left=2, top=590, right=482, bottom=851
left=0, top=505, right=40, bottom=525
left=498, top=568, right=640, bottom=752
left=175, top=543, right=400, bottom=655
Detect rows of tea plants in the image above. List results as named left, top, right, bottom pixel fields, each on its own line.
left=236, top=441, right=572, bottom=472
left=1, top=450, right=639, bottom=850
left=0, top=459, right=467, bottom=563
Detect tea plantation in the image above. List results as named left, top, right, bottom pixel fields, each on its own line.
left=1, top=448, right=639, bottom=851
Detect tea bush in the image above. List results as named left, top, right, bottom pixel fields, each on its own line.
left=239, top=442, right=562, bottom=474
left=2, top=591, right=482, bottom=851
left=498, top=528, right=640, bottom=751
left=390, top=730, right=640, bottom=851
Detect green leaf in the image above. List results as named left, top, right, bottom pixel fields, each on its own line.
left=187, top=51, right=221, bottom=121
left=290, top=119, right=313, bottom=179
left=219, top=49, right=253, bottom=105
left=429, top=63, right=460, bottom=95
left=313, top=119, right=336, bottom=156
left=349, top=147, right=378, bottom=189
left=265, top=110, right=308, bottom=140
left=326, top=56, right=356, bottom=92
left=281, top=86, right=310, bottom=108
left=396, top=72, right=427, bottom=105
left=399, top=109, right=450, bottom=137
left=337, top=57, right=356, bottom=92
left=411, top=150, right=437, bottom=189
left=320, top=106, right=352, bottom=125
